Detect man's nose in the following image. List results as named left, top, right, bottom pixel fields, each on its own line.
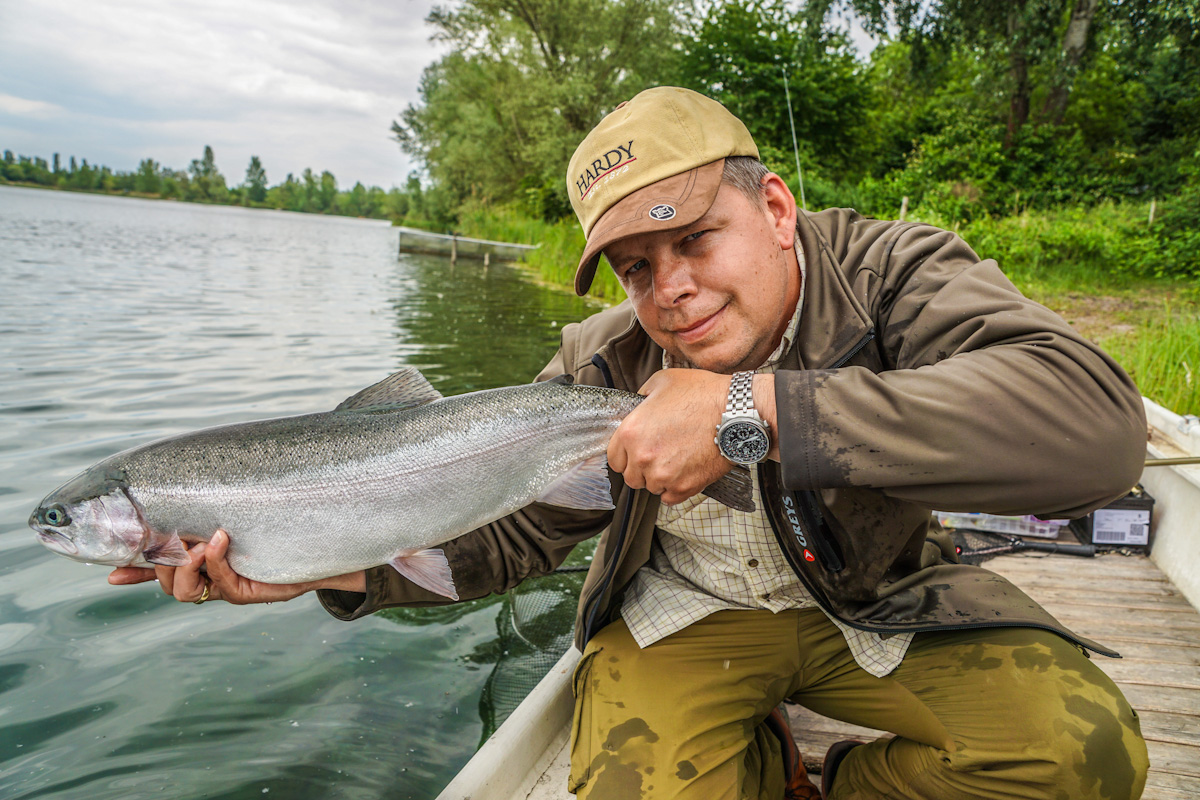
left=652, top=255, right=697, bottom=307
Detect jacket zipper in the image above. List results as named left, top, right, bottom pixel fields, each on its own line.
left=829, top=329, right=875, bottom=370
left=760, top=478, right=1117, bottom=656
left=581, top=352, right=629, bottom=644
left=786, top=329, right=876, bottom=573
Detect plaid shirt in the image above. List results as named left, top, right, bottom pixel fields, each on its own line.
left=620, top=247, right=914, bottom=678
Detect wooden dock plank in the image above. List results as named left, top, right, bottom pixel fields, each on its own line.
left=788, top=552, right=1200, bottom=795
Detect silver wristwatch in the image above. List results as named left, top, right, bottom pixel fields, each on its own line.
left=714, top=371, right=770, bottom=466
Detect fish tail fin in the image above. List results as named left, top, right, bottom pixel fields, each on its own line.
left=388, top=548, right=459, bottom=601
left=701, top=465, right=756, bottom=513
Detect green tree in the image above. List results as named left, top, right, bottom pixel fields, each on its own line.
left=317, top=170, right=338, bottom=211
left=395, top=0, right=681, bottom=215
left=243, top=155, right=268, bottom=204
left=188, top=145, right=228, bottom=201
left=676, top=0, right=872, bottom=188
left=134, top=158, right=162, bottom=194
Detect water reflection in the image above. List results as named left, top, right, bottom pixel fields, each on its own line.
left=0, top=186, right=600, bottom=799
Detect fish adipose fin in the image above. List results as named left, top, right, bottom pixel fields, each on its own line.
left=336, top=367, right=444, bottom=413
left=537, top=454, right=615, bottom=510
left=389, top=548, right=459, bottom=601
left=701, top=465, right=756, bottom=513
left=143, top=532, right=191, bottom=566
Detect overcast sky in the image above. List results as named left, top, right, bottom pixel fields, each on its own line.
left=0, top=0, right=445, bottom=190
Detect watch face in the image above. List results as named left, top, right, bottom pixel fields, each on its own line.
left=718, top=420, right=769, bottom=465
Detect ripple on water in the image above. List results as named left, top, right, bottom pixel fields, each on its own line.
left=0, top=186, right=600, bottom=799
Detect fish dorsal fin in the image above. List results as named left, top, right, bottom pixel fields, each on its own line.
left=335, top=367, right=444, bottom=413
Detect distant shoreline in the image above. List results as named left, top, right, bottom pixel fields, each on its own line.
left=0, top=179, right=396, bottom=221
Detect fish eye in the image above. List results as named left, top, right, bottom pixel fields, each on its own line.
left=41, top=505, right=71, bottom=527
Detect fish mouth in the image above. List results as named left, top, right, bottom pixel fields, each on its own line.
left=35, top=527, right=79, bottom=555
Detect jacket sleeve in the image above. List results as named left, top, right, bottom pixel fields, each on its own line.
left=318, top=327, right=612, bottom=620
left=775, top=221, right=1146, bottom=518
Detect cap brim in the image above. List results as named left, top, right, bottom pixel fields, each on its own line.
left=574, top=159, right=725, bottom=295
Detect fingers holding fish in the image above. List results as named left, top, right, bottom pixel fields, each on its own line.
left=201, top=529, right=340, bottom=605
left=168, top=538, right=210, bottom=602
left=609, top=369, right=732, bottom=505
left=107, top=566, right=159, bottom=585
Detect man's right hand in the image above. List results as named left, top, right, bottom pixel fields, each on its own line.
left=107, top=529, right=367, bottom=604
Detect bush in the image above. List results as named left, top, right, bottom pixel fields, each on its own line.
left=1148, top=151, right=1200, bottom=280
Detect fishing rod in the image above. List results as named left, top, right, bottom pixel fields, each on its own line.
left=1145, top=456, right=1200, bottom=467
left=956, top=536, right=1096, bottom=560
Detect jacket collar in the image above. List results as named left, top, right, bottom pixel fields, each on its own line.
left=786, top=209, right=874, bottom=371
left=599, top=207, right=874, bottom=383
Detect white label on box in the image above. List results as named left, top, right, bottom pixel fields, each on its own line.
left=1092, top=509, right=1150, bottom=545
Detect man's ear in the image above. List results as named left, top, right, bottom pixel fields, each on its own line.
left=760, top=173, right=798, bottom=251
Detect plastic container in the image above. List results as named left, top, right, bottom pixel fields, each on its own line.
left=935, top=512, right=1071, bottom=539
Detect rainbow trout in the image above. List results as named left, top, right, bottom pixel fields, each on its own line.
left=30, top=368, right=751, bottom=599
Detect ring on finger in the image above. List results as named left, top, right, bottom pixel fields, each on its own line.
left=193, top=576, right=212, bottom=605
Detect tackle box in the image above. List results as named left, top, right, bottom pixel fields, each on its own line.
left=935, top=512, right=1071, bottom=539
left=1068, top=485, right=1155, bottom=549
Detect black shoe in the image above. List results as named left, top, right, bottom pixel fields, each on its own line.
left=821, top=739, right=865, bottom=798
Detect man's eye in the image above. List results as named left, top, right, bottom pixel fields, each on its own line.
left=683, top=230, right=707, bottom=243
left=625, top=260, right=647, bottom=276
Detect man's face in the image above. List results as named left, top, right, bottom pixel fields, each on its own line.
left=604, top=177, right=802, bottom=374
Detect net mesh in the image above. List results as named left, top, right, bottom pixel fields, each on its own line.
left=478, top=567, right=587, bottom=743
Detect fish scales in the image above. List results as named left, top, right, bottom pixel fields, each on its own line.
left=30, top=373, right=644, bottom=591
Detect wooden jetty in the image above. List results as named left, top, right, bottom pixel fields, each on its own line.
left=396, top=226, right=539, bottom=264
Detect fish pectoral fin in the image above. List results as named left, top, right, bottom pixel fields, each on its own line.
left=388, top=548, right=459, bottom=601
left=536, top=454, right=615, bottom=511
left=335, top=367, right=444, bottom=413
left=701, top=465, right=756, bottom=513
left=143, top=532, right=191, bottom=567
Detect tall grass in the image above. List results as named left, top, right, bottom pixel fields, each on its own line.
left=915, top=202, right=1164, bottom=295
left=1101, top=309, right=1199, bottom=416
left=456, top=205, right=625, bottom=302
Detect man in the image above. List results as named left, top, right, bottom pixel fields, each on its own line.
left=113, top=87, right=1150, bottom=799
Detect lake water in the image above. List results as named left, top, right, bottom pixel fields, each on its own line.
left=0, top=185, right=599, bottom=799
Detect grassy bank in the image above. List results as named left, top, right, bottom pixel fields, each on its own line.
left=455, top=201, right=1197, bottom=415
left=455, top=205, right=625, bottom=302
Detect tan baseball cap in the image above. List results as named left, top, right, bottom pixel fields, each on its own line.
left=566, top=87, right=759, bottom=295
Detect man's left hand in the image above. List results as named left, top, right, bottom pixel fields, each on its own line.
left=607, top=369, right=731, bottom=505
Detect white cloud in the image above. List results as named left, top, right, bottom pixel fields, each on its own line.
left=0, top=93, right=65, bottom=118
left=0, top=0, right=447, bottom=188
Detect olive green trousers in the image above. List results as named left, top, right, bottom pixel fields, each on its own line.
left=568, top=609, right=1147, bottom=800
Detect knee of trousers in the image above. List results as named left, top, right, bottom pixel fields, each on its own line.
left=933, top=684, right=1150, bottom=800
left=1033, top=700, right=1149, bottom=800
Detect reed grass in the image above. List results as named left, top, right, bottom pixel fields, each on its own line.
left=1101, top=309, right=1199, bottom=416
left=456, top=205, right=625, bottom=302
left=916, top=202, right=1164, bottom=295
